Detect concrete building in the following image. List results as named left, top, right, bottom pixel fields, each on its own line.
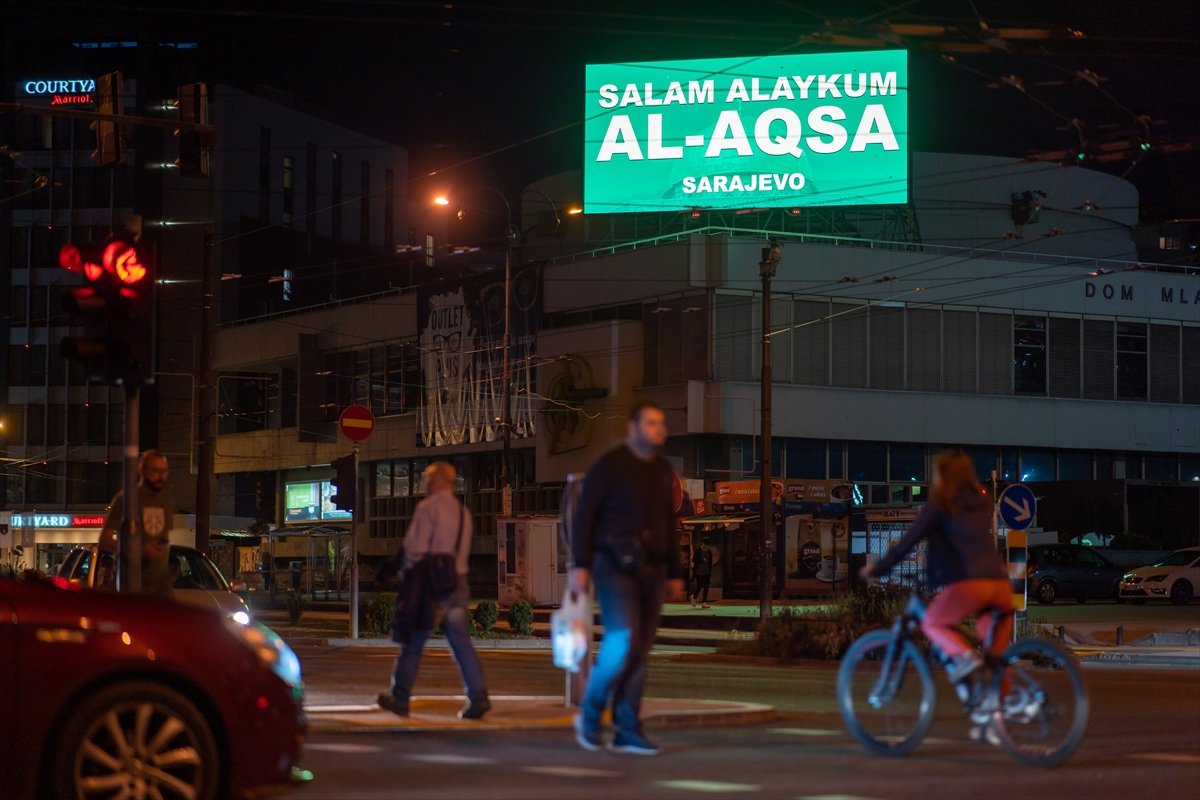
left=208, top=153, right=1200, bottom=594
left=1, top=38, right=412, bottom=573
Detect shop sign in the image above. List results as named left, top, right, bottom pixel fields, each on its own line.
left=8, top=513, right=106, bottom=528
left=18, top=78, right=96, bottom=107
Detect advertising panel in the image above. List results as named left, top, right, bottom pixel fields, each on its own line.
left=782, top=480, right=853, bottom=595
left=865, top=506, right=923, bottom=588
left=584, top=50, right=908, bottom=213
left=284, top=480, right=351, bottom=523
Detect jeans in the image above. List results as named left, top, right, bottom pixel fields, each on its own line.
left=692, top=573, right=711, bottom=603
left=390, top=576, right=487, bottom=704
left=581, top=553, right=666, bottom=736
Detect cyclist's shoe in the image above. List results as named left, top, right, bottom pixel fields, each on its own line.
left=1003, top=691, right=1043, bottom=723
left=945, top=651, right=983, bottom=684
left=969, top=721, right=1002, bottom=747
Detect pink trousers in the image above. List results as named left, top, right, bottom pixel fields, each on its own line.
left=922, top=578, right=1013, bottom=659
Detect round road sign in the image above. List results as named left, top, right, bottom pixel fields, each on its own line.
left=339, top=404, right=376, bottom=442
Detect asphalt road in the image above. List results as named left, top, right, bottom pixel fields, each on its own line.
left=288, top=646, right=1200, bottom=800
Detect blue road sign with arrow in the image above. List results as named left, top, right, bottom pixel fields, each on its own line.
left=999, top=484, right=1037, bottom=531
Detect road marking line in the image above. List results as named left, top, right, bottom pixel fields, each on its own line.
left=523, top=766, right=621, bottom=779
left=656, top=780, right=761, bottom=793
left=1128, top=753, right=1200, bottom=765
left=305, top=743, right=383, bottom=754
left=799, top=795, right=884, bottom=800
left=767, top=727, right=844, bottom=737
left=407, top=754, right=497, bottom=765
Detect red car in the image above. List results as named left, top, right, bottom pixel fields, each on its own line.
left=0, top=575, right=305, bottom=799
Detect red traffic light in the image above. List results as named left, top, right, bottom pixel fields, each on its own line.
left=59, top=243, right=105, bottom=281
left=102, top=240, right=146, bottom=284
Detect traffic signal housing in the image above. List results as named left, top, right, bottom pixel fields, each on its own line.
left=59, top=236, right=155, bottom=386
left=330, top=455, right=357, bottom=513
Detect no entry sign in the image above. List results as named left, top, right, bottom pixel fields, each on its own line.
left=339, top=404, right=376, bottom=442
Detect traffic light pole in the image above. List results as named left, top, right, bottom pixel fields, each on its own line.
left=117, top=381, right=142, bottom=593
left=758, top=241, right=780, bottom=622
left=349, top=445, right=360, bottom=639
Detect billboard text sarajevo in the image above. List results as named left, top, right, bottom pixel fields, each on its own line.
left=584, top=50, right=908, bottom=213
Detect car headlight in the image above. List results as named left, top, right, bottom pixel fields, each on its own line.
left=231, top=610, right=252, bottom=626
left=1122, top=573, right=1134, bottom=581
left=1145, top=574, right=1167, bottom=583
left=224, top=619, right=302, bottom=687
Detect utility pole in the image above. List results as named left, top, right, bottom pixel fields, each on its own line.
left=195, top=225, right=214, bottom=553
left=500, top=232, right=513, bottom=517
left=758, top=239, right=781, bottom=621
left=118, top=382, right=142, bottom=593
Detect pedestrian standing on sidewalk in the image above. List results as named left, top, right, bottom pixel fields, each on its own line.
left=690, top=536, right=714, bottom=609
left=377, top=462, right=490, bottom=720
left=569, top=401, right=686, bottom=755
left=98, top=450, right=176, bottom=600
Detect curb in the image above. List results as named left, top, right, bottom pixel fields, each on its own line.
left=306, top=696, right=775, bottom=735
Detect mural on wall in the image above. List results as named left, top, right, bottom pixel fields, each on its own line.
left=417, top=266, right=542, bottom=447
left=540, top=354, right=609, bottom=455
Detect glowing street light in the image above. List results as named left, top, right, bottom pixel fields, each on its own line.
left=566, top=206, right=583, bottom=215
left=433, top=195, right=450, bottom=206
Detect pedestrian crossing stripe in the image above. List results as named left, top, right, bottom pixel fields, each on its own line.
left=524, top=766, right=621, bottom=778
left=656, top=780, right=761, bottom=793
left=406, top=754, right=497, bottom=765
left=1128, top=753, right=1200, bottom=764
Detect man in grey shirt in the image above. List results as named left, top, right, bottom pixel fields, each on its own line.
left=99, top=450, right=176, bottom=600
left=377, top=462, right=490, bottom=719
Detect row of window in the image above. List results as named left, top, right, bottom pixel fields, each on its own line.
left=321, top=343, right=422, bottom=422
left=705, top=436, right=1200, bottom=485
left=0, top=401, right=121, bottom=447
left=702, top=295, right=1200, bottom=404
left=2, top=459, right=119, bottom=507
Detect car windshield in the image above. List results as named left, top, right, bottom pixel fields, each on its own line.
left=1153, top=550, right=1200, bottom=568
left=170, top=550, right=227, bottom=591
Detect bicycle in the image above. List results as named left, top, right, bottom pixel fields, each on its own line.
left=837, top=593, right=1089, bottom=767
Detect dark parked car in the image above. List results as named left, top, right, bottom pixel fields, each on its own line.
left=1027, top=543, right=1125, bottom=604
left=0, top=575, right=305, bottom=799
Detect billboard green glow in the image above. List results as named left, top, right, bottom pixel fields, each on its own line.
left=584, top=50, right=908, bottom=213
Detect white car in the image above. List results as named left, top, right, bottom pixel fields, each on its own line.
left=58, top=544, right=252, bottom=622
left=1119, top=547, right=1200, bottom=605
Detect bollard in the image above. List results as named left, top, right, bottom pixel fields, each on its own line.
left=1057, top=625, right=1065, bottom=643
left=1116, top=625, right=1124, bottom=647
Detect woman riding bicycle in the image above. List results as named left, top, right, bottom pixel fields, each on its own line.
left=860, top=451, right=1013, bottom=684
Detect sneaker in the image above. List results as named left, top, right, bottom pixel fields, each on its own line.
left=376, top=692, right=409, bottom=718
left=573, top=716, right=604, bottom=752
left=608, top=730, right=661, bottom=756
left=701, top=603, right=711, bottom=609
left=1003, top=692, right=1042, bottom=723
left=945, top=652, right=983, bottom=684
left=969, top=722, right=1002, bottom=747
left=459, top=695, right=492, bottom=720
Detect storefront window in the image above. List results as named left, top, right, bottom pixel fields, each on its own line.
left=785, top=439, right=825, bottom=478
left=828, top=441, right=845, bottom=479
left=966, top=448, right=996, bottom=483
left=1124, top=453, right=1144, bottom=480
left=1095, top=452, right=1114, bottom=480
left=1057, top=451, right=1093, bottom=481
left=374, top=461, right=393, bottom=497
left=1019, top=450, right=1055, bottom=482
left=1180, top=455, right=1200, bottom=483
left=1001, top=450, right=1019, bottom=482
left=1145, top=454, right=1178, bottom=482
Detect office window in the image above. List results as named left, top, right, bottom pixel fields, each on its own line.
left=1124, top=453, right=1144, bottom=479
left=305, top=143, right=317, bottom=236
left=966, top=448, right=996, bottom=482
left=1019, top=450, right=1054, bottom=482
left=281, top=156, right=294, bottom=227
left=360, top=160, right=371, bottom=244
left=331, top=152, right=343, bottom=240
left=1095, top=452, right=1114, bottom=480
left=869, top=306, right=904, bottom=390
left=831, top=303, right=869, bottom=388
left=889, top=444, right=926, bottom=482
left=1184, top=327, right=1200, bottom=404
left=979, top=313, right=1012, bottom=395
left=943, top=309, right=977, bottom=393
left=1145, top=454, right=1178, bottom=482
left=258, top=127, right=271, bottom=221
left=785, top=439, right=825, bottom=478
left=1116, top=322, right=1147, bottom=400
left=1148, top=324, right=1180, bottom=403
left=374, top=461, right=393, bottom=498
left=1082, top=319, right=1114, bottom=400
left=384, top=168, right=395, bottom=251
left=793, top=299, right=829, bottom=386
left=1013, top=315, right=1047, bottom=394
left=848, top=442, right=886, bottom=482
left=1058, top=451, right=1093, bottom=480
left=713, top=294, right=753, bottom=381
left=906, top=308, right=940, bottom=391
left=1048, top=317, right=1081, bottom=398
left=1180, top=455, right=1200, bottom=483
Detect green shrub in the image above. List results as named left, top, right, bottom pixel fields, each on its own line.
left=507, top=600, right=535, bottom=635
left=472, top=600, right=499, bottom=632
left=363, top=592, right=398, bottom=636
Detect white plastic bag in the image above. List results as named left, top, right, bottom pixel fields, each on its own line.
left=551, top=587, right=592, bottom=673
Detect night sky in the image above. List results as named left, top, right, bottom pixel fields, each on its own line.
left=9, top=0, right=1200, bottom=218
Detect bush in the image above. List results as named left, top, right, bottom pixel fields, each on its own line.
left=507, top=600, right=534, bottom=635
left=363, top=592, right=398, bottom=637
left=472, top=600, right=499, bottom=632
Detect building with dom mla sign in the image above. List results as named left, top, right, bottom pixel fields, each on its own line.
left=207, top=50, right=1198, bottom=599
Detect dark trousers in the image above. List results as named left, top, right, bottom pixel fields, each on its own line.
left=581, top=553, right=666, bottom=736
left=390, top=577, right=487, bottom=704
left=692, top=573, right=711, bottom=603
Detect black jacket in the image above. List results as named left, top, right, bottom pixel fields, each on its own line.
left=572, top=445, right=684, bottom=580
left=868, top=490, right=1007, bottom=588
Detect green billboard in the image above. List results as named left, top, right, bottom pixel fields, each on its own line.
left=584, top=50, right=908, bottom=213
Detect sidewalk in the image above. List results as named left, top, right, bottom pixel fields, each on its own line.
left=305, top=695, right=775, bottom=735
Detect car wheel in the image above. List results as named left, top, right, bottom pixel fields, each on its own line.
left=51, top=680, right=220, bottom=800
left=1035, top=580, right=1057, bottom=605
left=1170, top=580, right=1194, bottom=606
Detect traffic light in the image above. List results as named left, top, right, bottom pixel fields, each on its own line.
left=91, top=71, right=124, bottom=166
left=330, top=455, right=357, bottom=512
left=176, top=82, right=210, bottom=178
left=58, top=236, right=155, bottom=386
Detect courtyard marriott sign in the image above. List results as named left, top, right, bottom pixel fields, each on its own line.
left=584, top=50, right=908, bottom=213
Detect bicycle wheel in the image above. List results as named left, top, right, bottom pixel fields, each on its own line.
left=838, top=629, right=937, bottom=756
left=990, top=638, right=1089, bottom=767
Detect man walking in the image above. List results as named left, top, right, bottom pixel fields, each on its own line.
left=569, top=401, right=685, bottom=755
left=690, top=536, right=714, bottom=609
left=377, top=462, right=490, bottom=720
left=99, top=449, right=176, bottom=600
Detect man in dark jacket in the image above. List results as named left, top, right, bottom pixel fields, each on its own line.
left=690, top=536, right=714, bottom=608
left=569, top=401, right=685, bottom=756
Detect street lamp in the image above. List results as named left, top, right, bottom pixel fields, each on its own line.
left=434, top=187, right=562, bottom=514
